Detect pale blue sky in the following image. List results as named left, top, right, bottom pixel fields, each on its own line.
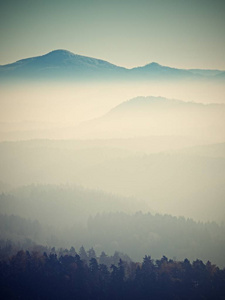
left=0, top=0, right=225, bottom=69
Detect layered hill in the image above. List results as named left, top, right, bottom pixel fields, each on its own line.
left=75, top=96, right=225, bottom=140
left=0, top=140, right=225, bottom=223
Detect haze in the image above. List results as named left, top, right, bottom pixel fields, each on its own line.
left=1, top=0, right=225, bottom=270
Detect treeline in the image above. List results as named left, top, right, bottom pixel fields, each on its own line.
left=85, top=212, right=225, bottom=266
left=0, top=247, right=225, bottom=299
left=1, top=209, right=225, bottom=267
left=0, top=184, right=139, bottom=227
left=0, top=214, right=42, bottom=243
left=0, top=239, right=131, bottom=269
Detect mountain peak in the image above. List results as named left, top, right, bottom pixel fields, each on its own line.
left=108, top=96, right=194, bottom=114
left=1, top=50, right=224, bottom=81
left=46, top=49, right=76, bottom=56
left=144, top=62, right=162, bottom=68
left=43, top=49, right=77, bottom=59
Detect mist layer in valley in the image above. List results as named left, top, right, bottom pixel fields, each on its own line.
left=1, top=80, right=225, bottom=141
left=1, top=50, right=225, bottom=268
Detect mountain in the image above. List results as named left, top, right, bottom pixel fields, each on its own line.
left=188, top=69, right=224, bottom=77
left=0, top=95, right=224, bottom=141
left=107, top=96, right=207, bottom=113
left=0, top=49, right=127, bottom=80
left=215, top=71, right=225, bottom=79
left=0, top=140, right=225, bottom=224
left=131, top=62, right=196, bottom=79
left=0, top=50, right=224, bottom=81
left=75, top=96, right=225, bottom=140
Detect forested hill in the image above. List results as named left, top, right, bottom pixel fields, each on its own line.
left=0, top=245, right=225, bottom=300
left=1, top=209, right=225, bottom=267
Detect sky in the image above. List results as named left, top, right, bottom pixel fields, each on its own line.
left=0, top=0, right=225, bottom=69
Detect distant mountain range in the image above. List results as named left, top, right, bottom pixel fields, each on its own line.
left=0, top=49, right=224, bottom=81
left=76, top=96, right=225, bottom=139
left=0, top=96, right=224, bottom=141
left=107, top=96, right=216, bottom=113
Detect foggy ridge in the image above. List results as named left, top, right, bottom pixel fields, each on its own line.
left=75, top=96, right=225, bottom=140
left=0, top=140, right=225, bottom=223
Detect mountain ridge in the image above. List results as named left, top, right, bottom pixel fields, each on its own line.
left=74, top=96, right=225, bottom=139
left=107, top=96, right=225, bottom=114
left=3, top=49, right=121, bottom=69
left=0, top=49, right=224, bottom=81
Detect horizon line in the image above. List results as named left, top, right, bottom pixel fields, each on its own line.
left=1, top=49, right=224, bottom=72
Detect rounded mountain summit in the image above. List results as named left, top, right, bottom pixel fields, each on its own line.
left=0, top=49, right=223, bottom=81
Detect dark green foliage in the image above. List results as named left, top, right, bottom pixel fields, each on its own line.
left=0, top=247, right=225, bottom=300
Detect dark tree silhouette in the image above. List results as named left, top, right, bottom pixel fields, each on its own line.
left=0, top=246, right=225, bottom=299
